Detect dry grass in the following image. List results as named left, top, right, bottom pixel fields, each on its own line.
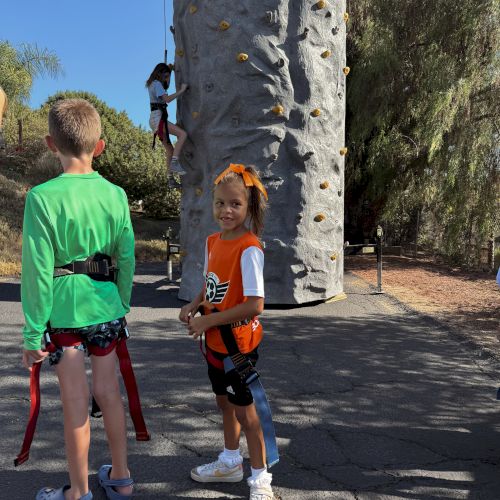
left=0, top=171, right=27, bottom=276
left=0, top=166, right=176, bottom=275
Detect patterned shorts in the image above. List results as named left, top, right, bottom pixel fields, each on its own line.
left=47, top=318, right=126, bottom=366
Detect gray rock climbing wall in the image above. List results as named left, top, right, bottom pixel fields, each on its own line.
left=173, top=0, right=347, bottom=304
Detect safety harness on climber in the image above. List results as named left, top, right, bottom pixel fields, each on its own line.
left=14, top=254, right=150, bottom=467
left=151, top=101, right=171, bottom=149
left=199, top=308, right=279, bottom=468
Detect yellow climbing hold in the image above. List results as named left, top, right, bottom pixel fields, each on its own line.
left=344, top=12, right=349, bottom=22
left=195, top=188, right=203, bottom=196
left=311, top=108, right=321, bottom=117
left=343, top=66, right=350, bottom=75
left=330, top=253, right=337, bottom=261
left=321, top=50, right=331, bottom=59
left=219, top=20, right=230, bottom=30
left=317, top=0, right=327, bottom=8
left=314, top=213, right=326, bottom=222
left=320, top=181, right=329, bottom=189
left=272, top=105, right=284, bottom=115
left=189, top=5, right=198, bottom=14
left=237, top=53, right=249, bottom=62
left=176, top=49, right=184, bottom=57
left=339, top=147, right=348, bottom=156
left=191, top=111, right=200, bottom=119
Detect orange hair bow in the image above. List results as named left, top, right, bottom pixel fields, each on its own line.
left=214, top=163, right=268, bottom=200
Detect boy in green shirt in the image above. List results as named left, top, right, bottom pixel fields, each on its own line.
left=21, top=98, right=135, bottom=500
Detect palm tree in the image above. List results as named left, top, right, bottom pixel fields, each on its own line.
left=174, top=1, right=347, bottom=304
left=0, top=41, right=62, bottom=101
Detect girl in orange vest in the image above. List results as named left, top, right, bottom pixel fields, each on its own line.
left=179, top=164, right=274, bottom=500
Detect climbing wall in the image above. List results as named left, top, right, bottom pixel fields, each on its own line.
left=173, top=0, right=347, bottom=304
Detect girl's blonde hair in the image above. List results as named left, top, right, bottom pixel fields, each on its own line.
left=146, top=63, right=172, bottom=88
left=215, top=165, right=267, bottom=236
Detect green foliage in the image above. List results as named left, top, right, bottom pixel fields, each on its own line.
left=346, top=0, right=499, bottom=266
left=43, top=91, right=179, bottom=217
left=0, top=40, right=62, bottom=101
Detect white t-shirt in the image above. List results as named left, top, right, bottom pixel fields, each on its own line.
left=204, top=242, right=265, bottom=298
left=148, top=80, right=166, bottom=104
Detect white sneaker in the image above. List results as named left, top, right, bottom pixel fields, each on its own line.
left=170, top=157, right=186, bottom=175
left=190, top=454, right=244, bottom=483
left=248, top=473, right=274, bottom=500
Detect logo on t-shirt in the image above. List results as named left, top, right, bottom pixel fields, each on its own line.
left=205, top=272, right=229, bottom=304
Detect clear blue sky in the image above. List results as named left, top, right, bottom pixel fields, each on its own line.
left=2, top=0, right=176, bottom=128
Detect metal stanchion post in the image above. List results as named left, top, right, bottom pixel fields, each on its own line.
left=374, top=225, right=384, bottom=294
left=165, top=227, right=172, bottom=282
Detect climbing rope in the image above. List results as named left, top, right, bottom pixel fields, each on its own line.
left=163, top=0, right=168, bottom=63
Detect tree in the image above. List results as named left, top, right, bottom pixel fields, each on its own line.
left=0, top=40, right=62, bottom=101
left=43, top=91, right=180, bottom=217
left=346, top=0, right=499, bottom=266
left=173, top=1, right=347, bottom=304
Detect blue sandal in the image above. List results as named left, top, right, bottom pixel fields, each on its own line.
left=98, top=465, right=134, bottom=499
left=36, top=485, right=93, bottom=499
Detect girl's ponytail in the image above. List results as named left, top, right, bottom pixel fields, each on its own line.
left=245, top=165, right=267, bottom=237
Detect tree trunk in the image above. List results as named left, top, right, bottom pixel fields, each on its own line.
left=173, top=0, right=346, bottom=304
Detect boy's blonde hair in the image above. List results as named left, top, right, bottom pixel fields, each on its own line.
left=48, top=98, right=101, bottom=156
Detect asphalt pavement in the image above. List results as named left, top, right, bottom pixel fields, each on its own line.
left=1, top=264, right=500, bottom=499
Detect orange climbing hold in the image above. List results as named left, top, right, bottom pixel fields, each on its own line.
left=320, top=181, right=329, bottom=189
left=272, top=105, right=284, bottom=115
left=330, top=253, right=338, bottom=261
left=237, top=53, right=249, bottom=62
left=321, top=50, right=331, bottom=59
left=189, top=5, right=198, bottom=14
left=314, top=214, right=326, bottom=222
left=339, top=147, right=348, bottom=156
left=343, top=66, right=350, bottom=75
left=311, top=108, right=321, bottom=117
left=344, top=12, right=349, bottom=23
left=176, top=49, right=185, bottom=57
left=316, top=0, right=327, bottom=9
left=219, top=20, right=230, bottom=30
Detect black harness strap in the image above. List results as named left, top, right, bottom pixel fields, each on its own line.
left=54, top=253, right=116, bottom=282
left=150, top=102, right=171, bottom=148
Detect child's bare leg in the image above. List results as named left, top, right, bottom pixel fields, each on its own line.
left=55, top=348, right=90, bottom=500
left=216, top=394, right=241, bottom=450
left=161, top=139, right=174, bottom=170
left=234, top=403, right=265, bottom=468
left=92, top=351, right=132, bottom=496
left=167, top=122, right=188, bottom=157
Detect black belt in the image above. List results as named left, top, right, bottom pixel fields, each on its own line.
left=150, top=102, right=167, bottom=111
left=54, top=253, right=116, bottom=282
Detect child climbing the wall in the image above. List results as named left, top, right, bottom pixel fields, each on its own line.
left=20, top=98, right=140, bottom=500
left=146, top=62, right=188, bottom=179
left=179, top=164, right=277, bottom=500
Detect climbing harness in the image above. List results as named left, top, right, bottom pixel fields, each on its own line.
left=15, top=319, right=150, bottom=466
left=150, top=102, right=171, bottom=149
left=199, top=309, right=279, bottom=468
left=15, top=257, right=150, bottom=467
left=53, top=253, right=116, bottom=281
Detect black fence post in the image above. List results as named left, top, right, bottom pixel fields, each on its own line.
left=374, top=225, right=384, bottom=294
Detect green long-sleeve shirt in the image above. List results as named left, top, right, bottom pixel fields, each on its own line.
left=21, top=171, right=135, bottom=350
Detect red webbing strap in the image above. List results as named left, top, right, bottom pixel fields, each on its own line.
left=115, top=339, right=150, bottom=441
left=14, top=362, right=42, bottom=466
left=199, top=339, right=224, bottom=370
